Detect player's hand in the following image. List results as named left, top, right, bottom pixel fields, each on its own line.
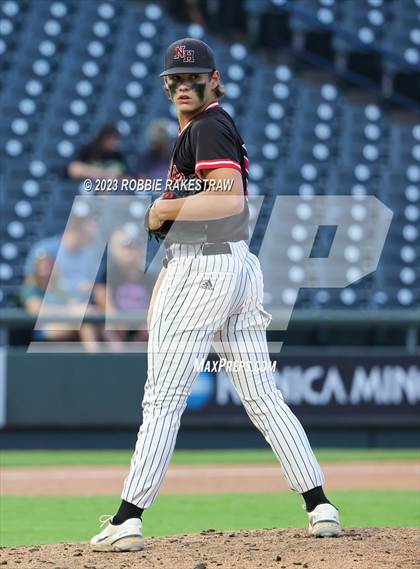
left=148, top=201, right=163, bottom=230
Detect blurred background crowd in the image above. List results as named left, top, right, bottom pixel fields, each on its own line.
left=18, top=117, right=174, bottom=350
left=0, top=0, right=419, bottom=351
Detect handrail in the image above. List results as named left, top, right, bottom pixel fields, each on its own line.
left=0, top=307, right=418, bottom=326
left=0, top=308, right=417, bottom=353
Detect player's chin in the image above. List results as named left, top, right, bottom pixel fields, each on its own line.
left=176, top=100, right=199, bottom=112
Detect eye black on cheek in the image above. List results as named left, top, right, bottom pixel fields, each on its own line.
left=191, top=81, right=206, bottom=101
left=168, top=82, right=178, bottom=97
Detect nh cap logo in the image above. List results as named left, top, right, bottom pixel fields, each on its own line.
left=174, top=45, right=195, bottom=63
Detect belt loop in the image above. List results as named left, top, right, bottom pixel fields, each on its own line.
left=198, top=239, right=206, bottom=258
left=163, top=246, right=174, bottom=268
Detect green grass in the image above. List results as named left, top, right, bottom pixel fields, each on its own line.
left=0, top=491, right=418, bottom=547
left=1, top=448, right=418, bottom=468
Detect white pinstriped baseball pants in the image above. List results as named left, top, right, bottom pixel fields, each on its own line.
left=122, top=241, right=324, bottom=507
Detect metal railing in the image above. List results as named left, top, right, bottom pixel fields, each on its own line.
left=1, top=307, right=418, bottom=352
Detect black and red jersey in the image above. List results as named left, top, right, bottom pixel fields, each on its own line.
left=165, top=101, right=250, bottom=244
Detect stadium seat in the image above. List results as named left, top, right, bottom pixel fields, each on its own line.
left=0, top=0, right=418, bottom=310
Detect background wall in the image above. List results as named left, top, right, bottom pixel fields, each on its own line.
left=0, top=0, right=419, bottom=450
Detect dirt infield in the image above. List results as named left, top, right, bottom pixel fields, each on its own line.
left=1, top=460, right=418, bottom=495
left=1, top=528, right=419, bottom=569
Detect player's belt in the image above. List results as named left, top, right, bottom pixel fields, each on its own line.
left=163, top=242, right=232, bottom=267
left=201, top=242, right=232, bottom=256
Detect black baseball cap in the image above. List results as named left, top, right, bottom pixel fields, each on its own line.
left=160, top=38, right=216, bottom=77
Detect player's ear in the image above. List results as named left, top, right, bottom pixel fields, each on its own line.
left=210, top=69, right=220, bottom=86
left=210, top=70, right=225, bottom=99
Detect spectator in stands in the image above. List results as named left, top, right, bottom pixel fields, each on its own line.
left=21, top=253, right=103, bottom=350
left=24, top=214, right=98, bottom=302
left=21, top=254, right=67, bottom=312
left=135, top=119, right=175, bottom=181
left=166, top=0, right=246, bottom=40
left=67, top=123, right=128, bottom=180
left=166, top=0, right=206, bottom=26
left=94, top=225, right=153, bottom=346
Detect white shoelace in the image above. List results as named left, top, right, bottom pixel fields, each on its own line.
left=99, top=514, right=113, bottom=528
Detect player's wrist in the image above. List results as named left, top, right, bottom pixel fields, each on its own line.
left=153, top=199, right=168, bottom=221
left=148, top=200, right=166, bottom=229
left=151, top=199, right=161, bottom=219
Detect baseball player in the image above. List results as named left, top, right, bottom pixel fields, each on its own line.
left=90, top=38, right=341, bottom=552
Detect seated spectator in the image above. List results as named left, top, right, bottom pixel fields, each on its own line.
left=21, top=253, right=103, bottom=351
left=67, top=123, right=128, bottom=180
left=24, top=214, right=98, bottom=302
left=167, top=0, right=205, bottom=27
left=94, top=225, right=154, bottom=346
left=135, top=119, right=174, bottom=181
left=21, top=254, right=68, bottom=313
left=166, top=0, right=245, bottom=40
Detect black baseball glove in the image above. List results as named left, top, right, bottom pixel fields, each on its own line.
left=144, top=191, right=177, bottom=242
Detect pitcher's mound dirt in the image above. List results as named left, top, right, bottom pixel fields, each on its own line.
left=2, top=528, right=419, bottom=569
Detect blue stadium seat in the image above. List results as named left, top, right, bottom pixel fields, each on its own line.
left=0, top=0, right=418, bottom=309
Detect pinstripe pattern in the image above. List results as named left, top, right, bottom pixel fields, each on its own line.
left=121, top=241, right=324, bottom=507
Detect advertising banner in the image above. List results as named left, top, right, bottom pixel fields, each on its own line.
left=185, top=355, right=420, bottom=427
